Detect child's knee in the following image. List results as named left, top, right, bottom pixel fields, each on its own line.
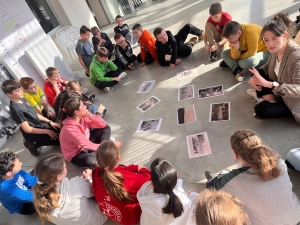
left=205, top=22, right=215, bottom=32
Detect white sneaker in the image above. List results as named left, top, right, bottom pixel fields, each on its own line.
left=81, top=88, right=88, bottom=94
left=110, top=137, right=116, bottom=142
left=103, top=87, right=110, bottom=93
left=118, top=72, right=127, bottom=80
left=247, top=89, right=263, bottom=103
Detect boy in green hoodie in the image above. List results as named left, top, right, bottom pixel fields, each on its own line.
left=90, top=47, right=127, bottom=92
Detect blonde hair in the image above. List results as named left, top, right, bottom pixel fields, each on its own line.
left=195, top=189, right=250, bottom=225
left=66, top=80, right=81, bottom=92
left=230, top=129, right=281, bottom=181
left=95, top=141, right=133, bottom=203
left=32, top=153, right=64, bottom=224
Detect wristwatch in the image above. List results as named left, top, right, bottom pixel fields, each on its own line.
left=271, top=81, right=279, bottom=90
left=216, top=42, right=221, bottom=47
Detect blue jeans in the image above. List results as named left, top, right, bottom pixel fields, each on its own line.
left=87, top=104, right=98, bottom=114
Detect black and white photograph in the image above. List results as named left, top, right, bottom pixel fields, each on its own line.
left=136, top=118, right=163, bottom=132
left=186, top=132, right=212, bottom=158
left=198, top=85, right=224, bottom=99
left=137, top=80, right=155, bottom=93
left=176, top=68, right=198, bottom=80
left=178, top=85, right=194, bottom=101
left=177, top=105, right=197, bottom=125
left=210, top=102, right=230, bottom=122
left=137, top=96, right=161, bottom=113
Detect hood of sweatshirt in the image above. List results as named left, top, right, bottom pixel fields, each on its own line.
left=137, top=181, right=175, bottom=225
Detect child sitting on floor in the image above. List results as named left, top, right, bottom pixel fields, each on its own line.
left=58, top=92, right=121, bottom=168
left=90, top=47, right=127, bottom=93
left=43, top=67, right=68, bottom=108
left=91, top=26, right=114, bottom=59
left=33, top=153, right=108, bottom=225
left=204, top=2, right=232, bottom=61
left=114, top=15, right=137, bottom=46
left=20, top=77, right=56, bottom=121
left=92, top=141, right=151, bottom=225
left=0, top=151, right=37, bottom=215
left=53, top=80, right=106, bottom=118
left=1, top=80, right=61, bottom=157
left=137, top=158, right=199, bottom=225
left=114, top=33, right=137, bottom=70
left=132, top=23, right=158, bottom=67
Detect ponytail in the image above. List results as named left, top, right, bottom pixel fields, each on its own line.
left=248, top=145, right=281, bottom=181
left=58, top=92, right=81, bottom=121
left=96, top=142, right=132, bottom=203
left=230, top=129, right=281, bottom=181
left=32, top=153, right=65, bottom=224
left=150, top=158, right=184, bottom=218
left=261, top=13, right=292, bottom=38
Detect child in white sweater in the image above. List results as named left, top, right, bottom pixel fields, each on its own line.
left=32, top=153, right=107, bottom=225
left=137, top=158, right=199, bottom=225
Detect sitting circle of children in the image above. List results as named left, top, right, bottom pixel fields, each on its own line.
left=1, top=2, right=300, bottom=225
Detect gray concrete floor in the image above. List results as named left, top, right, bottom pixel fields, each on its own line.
left=1, top=0, right=300, bottom=224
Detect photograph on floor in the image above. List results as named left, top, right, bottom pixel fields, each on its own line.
left=210, top=102, right=230, bottom=122
left=137, top=80, right=156, bottom=93
left=178, top=85, right=194, bottom=101
left=177, top=105, right=197, bottom=125
left=176, top=68, right=198, bottom=80
left=136, top=118, right=163, bottom=132
left=186, top=132, right=212, bottom=158
left=137, top=96, right=161, bottom=113
left=198, top=85, right=224, bottom=99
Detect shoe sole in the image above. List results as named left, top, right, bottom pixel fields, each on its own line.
left=22, top=142, right=39, bottom=157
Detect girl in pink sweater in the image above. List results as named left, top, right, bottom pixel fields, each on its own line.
left=59, top=92, right=121, bottom=167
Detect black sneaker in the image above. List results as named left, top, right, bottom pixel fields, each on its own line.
left=232, top=66, right=243, bottom=76
left=23, top=139, right=41, bottom=157
left=85, top=72, right=89, bottom=77
left=219, top=60, right=229, bottom=68
left=205, top=171, right=214, bottom=180
left=88, top=94, right=95, bottom=102
left=209, top=51, right=217, bottom=61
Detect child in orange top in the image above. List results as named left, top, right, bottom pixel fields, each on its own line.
left=132, top=23, right=158, bottom=67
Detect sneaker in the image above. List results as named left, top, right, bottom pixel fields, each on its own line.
left=219, top=60, right=229, bottom=68
left=235, top=71, right=247, bottom=82
left=88, top=94, right=95, bottom=101
left=232, top=66, right=243, bottom=76
left=253, top=113, right=264, bottom=120
left=23, top=139, right=41, bottom=157
left=198, top=32, right=205, bottom=41
left=209, top=51, right=217, bottom=61
left=81, top=88, right=88, bottom=95
left=185, top=37, right=198, bottom=46
left=118, top=72, right=127, bottom=80
left=247, top=89, right=264, bottom=103
left=205, top=171, right=214, bottom=180
left=110, top=137, right=116, bottom=142
left=85, top=72, right=90, bottom=77
left=103, top=87, right=110, bottom=93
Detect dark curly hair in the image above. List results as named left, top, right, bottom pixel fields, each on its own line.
left=0, top=151, right=18, bottom=175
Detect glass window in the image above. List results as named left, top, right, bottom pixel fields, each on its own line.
left=25, top=0, right=60, bottom=33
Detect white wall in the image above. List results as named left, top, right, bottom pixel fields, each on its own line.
left=58, top=0, right=98, bottom=29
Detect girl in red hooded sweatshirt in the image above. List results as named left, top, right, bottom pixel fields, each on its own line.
left=92, top=141, right=151, bottom=225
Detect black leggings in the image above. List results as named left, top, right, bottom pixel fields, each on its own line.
left=22, top=124, right=60, bottom=148
left=253, top=72, right=294, bottom=119
left=19, top=203, right=35, bottom=215
left=174, top=23, right=202, bottom=57
left=71, top=126, right=111, bottom=167
left=94, top=67, right=122, bottom=90
left=137, top=52, right=155, bottom=64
